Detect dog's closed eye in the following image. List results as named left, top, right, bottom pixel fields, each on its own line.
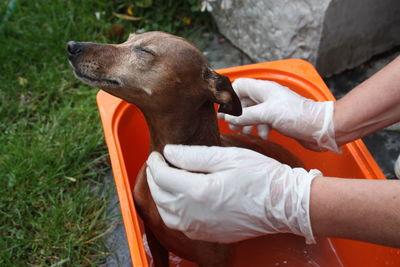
left=134, top=46, right=156, bottom=56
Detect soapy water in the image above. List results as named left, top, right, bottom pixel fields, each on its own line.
left=143, top=233, right=344, bottom=267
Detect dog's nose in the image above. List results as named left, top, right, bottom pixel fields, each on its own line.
left=67, top=41, right=83, bottom=58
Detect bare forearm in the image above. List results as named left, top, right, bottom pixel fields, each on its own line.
left=310, top=177, right=400, bottom=247
left=333, top=56, right=400, bottom=146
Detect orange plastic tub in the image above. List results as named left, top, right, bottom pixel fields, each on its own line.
left=97, top=59, right=400, bottom=266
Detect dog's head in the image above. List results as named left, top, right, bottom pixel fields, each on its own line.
left=67, top=31, right=241, bottom=116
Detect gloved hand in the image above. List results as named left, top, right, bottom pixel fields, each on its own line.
left=218, top=78, right=340, bottom=153
left=146, top=144, right=322, bottom=244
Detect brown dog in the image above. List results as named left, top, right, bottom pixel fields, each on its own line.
left=67, top=31, right=303, bottom=266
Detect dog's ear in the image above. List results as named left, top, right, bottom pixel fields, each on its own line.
left=204, top=69, right=242, bottom=116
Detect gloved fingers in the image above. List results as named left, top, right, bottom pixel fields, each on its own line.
left=148, top=173, right=186, bottom=231
left=146, top=151, right=205, bottom=193
left=217, top=113, right=224, bottom=120
left=240, top=97, right=256, bottom=108
left=242, top=125, right=254, bottom=134
left=146, top=167, right=179, bottom=208
left=223, top=104, right=265, bottom=126
left=233, top=78, right=285, bottom=103
left=185, top=231, right=221, bottom=243
left=257, top=124, right=270, bottom=140
left=156, top=204, right=182, bottom=230
left=240, top=124, right=270, bottom=138
left=164, top=145, right=247, bottom=173
left=217, top=98, right=255, bottom=121
left=146, top=166, right=185, bottom=229
left=238, top=99, right=256, bottom=134
left=229, top=123, right=241, bottom=131
left=218, top=113, right=245, bottom=132
left=232, top=78, right=270, bottom=103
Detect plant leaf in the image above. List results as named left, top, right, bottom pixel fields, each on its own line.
left=112, top=12, right=142, bottom=21
left=136, top=0, right=153, bottom=8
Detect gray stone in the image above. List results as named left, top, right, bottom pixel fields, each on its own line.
left=202, top=33, right=253, bottom=69
left=210, top=0, right=400, bottom=76
left=317, top=0, right=400, bottom=76
left=386, top=122, right=400, bottom=132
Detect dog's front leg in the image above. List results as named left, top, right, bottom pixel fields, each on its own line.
left=145, top=225, right=169, bottom=267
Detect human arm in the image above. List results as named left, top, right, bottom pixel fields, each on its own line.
left=220, top=56, right=400, bottom=152
left=333, top=56, right=400, bottom=146
left=311, top=177, right=400, bottom=247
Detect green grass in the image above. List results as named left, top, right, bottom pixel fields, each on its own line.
left=0, top=0, right=214, bottom=265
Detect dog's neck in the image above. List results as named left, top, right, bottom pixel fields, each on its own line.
left=143, top=101, right=221, bottom=153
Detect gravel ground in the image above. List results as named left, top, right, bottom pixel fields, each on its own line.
left=104, top=33, right=400, bottom=266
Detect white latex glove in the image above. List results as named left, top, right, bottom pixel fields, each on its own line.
left=146, top=144, right=322, bottom=244
left=218, top=78, right=340, bottom=153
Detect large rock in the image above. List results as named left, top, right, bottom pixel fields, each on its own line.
left=210, top=0, right=400, bottom=76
